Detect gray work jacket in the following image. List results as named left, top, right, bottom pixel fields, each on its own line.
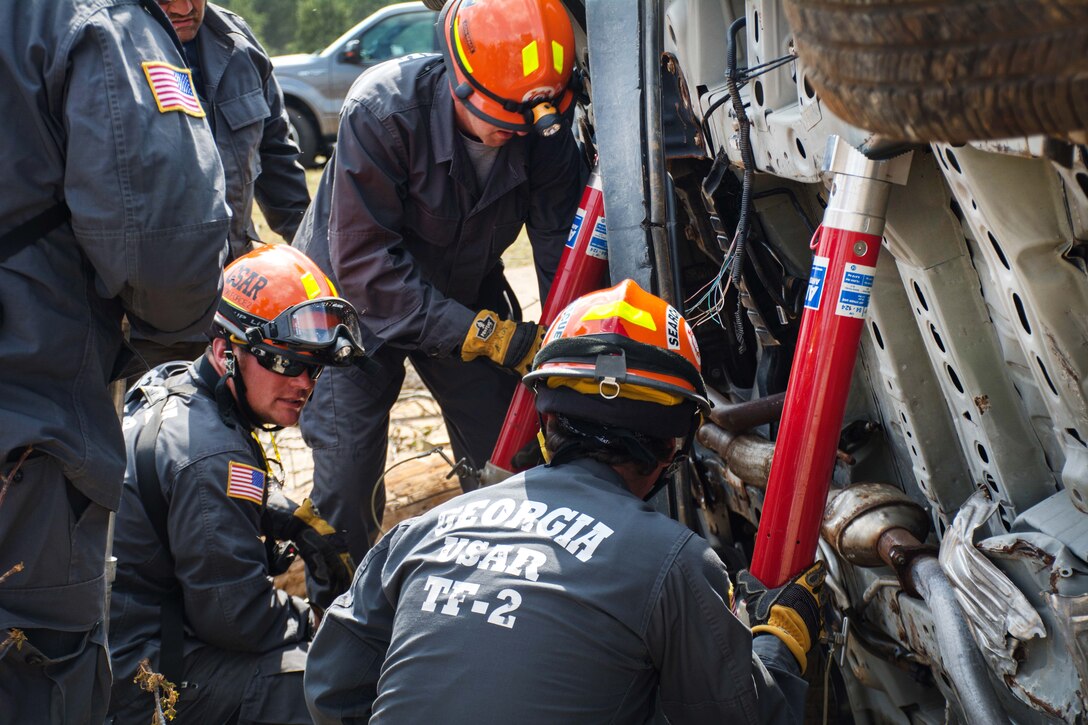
left=293, top=54, right=583, bottom=356
left=0, top=0, right=229, bottom=513
left=193, top=5, right=310, bottom=257
left=109, top=358, right=312, bottom=685
left=305, top=459, right=806, bottom=724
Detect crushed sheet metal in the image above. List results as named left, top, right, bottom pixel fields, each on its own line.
left=939, top=490, right=1046, bottom=676
left=1044, top=592, right=1088, bottom=718
left=980, top=531, right=1087, bottom=720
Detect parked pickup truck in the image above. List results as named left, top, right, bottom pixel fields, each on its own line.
left=271, top=1, right=437, bottom=167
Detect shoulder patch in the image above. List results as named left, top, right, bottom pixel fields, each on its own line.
left=226, top=461, right=265, bottom=504
left=141, top=61, right=205, bottom=118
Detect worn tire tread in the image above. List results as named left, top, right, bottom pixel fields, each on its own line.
left=784, top=0, right=1088, bottom=141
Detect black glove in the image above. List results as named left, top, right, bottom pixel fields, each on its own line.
left=736, top=560, right=826, bottom=674
left=263, top=491, right=355, bottom=609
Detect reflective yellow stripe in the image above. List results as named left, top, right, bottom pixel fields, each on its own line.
left=301, top=272, right=321, bottom=299
left=552, top=41, right=565, bottom=74
left=581, top=300, right=657, bottom=330
left=522, top=41, right=539, bottom=76
left=455, top=17, right=474, bottom=74
left=326, top=277, right=339, bottom=297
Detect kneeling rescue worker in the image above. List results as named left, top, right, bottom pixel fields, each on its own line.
left=304, top=279, right=825, bottom=724
left=107, top=245, right=362, bottom=724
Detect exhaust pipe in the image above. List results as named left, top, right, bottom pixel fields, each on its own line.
left=823, top=483, right=1006, bottom=724
left=695, top=422, right=775, bottom=489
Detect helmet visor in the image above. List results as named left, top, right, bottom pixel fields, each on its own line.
left=260, top=298, right=363, bottom=351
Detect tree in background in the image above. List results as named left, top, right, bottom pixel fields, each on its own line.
left=219, top=0, right=395, bottom=55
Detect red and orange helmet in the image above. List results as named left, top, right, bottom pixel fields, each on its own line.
left=438, top=0, right=576, bottom=136
left=524, top=279, right=710, bottom=438
left=215, top=245, right=364, bottom=372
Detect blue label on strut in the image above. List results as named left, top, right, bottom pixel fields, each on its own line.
left=805, top=256, right=829, bottom=311
left=566, top=208, right=586, bottom=248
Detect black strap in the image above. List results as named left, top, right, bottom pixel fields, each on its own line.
left=0, top=203, right=69, bottom=266
left=133, top=389, right=192, bottom=685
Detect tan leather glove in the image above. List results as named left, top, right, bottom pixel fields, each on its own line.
left=460, top=309, right=545, bottom=376
left=736, top=560, right=826, bottom=674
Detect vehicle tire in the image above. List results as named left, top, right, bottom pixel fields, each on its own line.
left=287, top=106, right=321, bottom=168
left=783, top=0, right=1088, bottom=142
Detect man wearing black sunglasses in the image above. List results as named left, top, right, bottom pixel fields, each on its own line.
left=106, top=245, right=364, bottom=724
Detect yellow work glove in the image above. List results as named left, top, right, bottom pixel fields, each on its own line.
left=460, top=309, right=545, bottom=377
left=736, top=560, right=826, bottom=674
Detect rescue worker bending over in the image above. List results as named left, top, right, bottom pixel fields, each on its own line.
left=108, top=246, right=362, bottom=724
left=305, top=280, right=822, bottom=724
left=292, top=0, right=584, bottom=590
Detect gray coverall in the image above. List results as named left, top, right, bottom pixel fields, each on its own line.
left=305, top=458, right=808, bottom=724
left=0, top=2, right=229, bottom=723
left=189, top=4, right=310, bottom=259
left=129, top=3, right=311, bottom=376
left=293, top=54, right=583, bottom=575
left=107, top=358, right=314, bottom=724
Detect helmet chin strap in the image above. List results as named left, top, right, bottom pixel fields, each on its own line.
left=215, top=346, right=283, bottom=432
left=641, top=420, right=700, bottom=501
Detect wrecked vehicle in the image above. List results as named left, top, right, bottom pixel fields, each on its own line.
left=571, top=0, right=1088, bottom=721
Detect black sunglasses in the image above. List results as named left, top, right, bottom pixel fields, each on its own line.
left=249, top=347, right=324, bottom=380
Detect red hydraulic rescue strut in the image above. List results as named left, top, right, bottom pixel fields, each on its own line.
left=749, top=136, right=913, bottom=586
left=480, top=163, right=611, bottom=485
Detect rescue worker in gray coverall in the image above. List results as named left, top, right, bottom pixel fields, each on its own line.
left=0, top=2, right=229, bottom=723
left=130, top=0, right=312, bottom=375
left=304, top=280, right=825, bottom=724
left=292, top=0, right=584, bottom=594
left=107, top=246, right=362, bottom=724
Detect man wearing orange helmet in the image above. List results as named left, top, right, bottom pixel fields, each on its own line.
left=106, top=246, right=366, bottom=724
left=304, top=281, right=818, bottom=723
left=292, top=0, right=585, bottom=595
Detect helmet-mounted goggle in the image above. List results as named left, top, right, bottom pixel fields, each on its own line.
left=242, top=297, right=364, bottom=365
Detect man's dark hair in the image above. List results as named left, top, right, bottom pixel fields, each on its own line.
left=542, top=414, right=676, bottom=475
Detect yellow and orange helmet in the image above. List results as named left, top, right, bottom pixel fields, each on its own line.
left=524, top=279, right=710, bottom=438
left=438, top=0, right=576, bottom=136
left=215, top=245, right=364, bottom=371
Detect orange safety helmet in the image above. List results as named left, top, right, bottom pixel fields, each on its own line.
left=215, top=245, right=365, bottom=371
left=438, top=0, right=576, bottom=136
left=524, top=279, right=710, bottom=439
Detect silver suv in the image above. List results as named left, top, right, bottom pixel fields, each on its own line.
left=272, top=1, right=437, bottom=167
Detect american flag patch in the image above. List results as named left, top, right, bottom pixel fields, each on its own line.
left=141, top=61, right=205, bottom=118
left=226, top=461, right=265, bottom=504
